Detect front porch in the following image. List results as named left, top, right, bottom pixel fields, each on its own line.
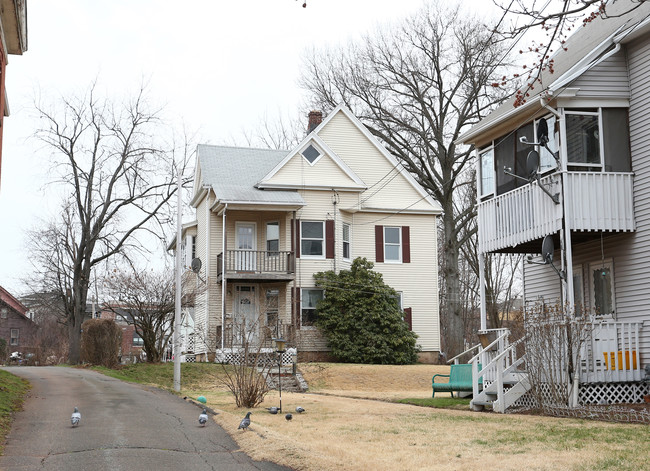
left=462, top=320, right=647, bottom=413
left=217, top=250, right=295, bottom=282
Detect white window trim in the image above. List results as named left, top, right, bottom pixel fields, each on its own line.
left=301, top=288, right=324, bottom=329
left=589, top=258, right=615, bottom=318
left=534, top=114, right=559, bottom=174
left=384, top=226, right=402, bottom=264
left=564, top=109, right=604, bottom=169
left=301, top=142, right=324, bottom=166
left=342, top=222, right=351, bottom=261
left=301, top=220, right=326, bottom=259
left=478, top=146, right=495, bottom=198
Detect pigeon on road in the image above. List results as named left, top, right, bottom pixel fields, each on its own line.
left=199, top=408, right=208, bottom=426
left=285, top=413, right=293, bottom=421
left=71, top=407, right=81, bottom=427
left=266, top=407, right=279, bottom=414
left=295, top=406, right=305, bottom=413
left=238, top=411, right=252, bottom=431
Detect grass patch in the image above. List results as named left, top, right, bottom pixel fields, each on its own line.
left=395, top=397, right=471, bottom=409
left=91, top=362, right=226, bottom=390
left=0, top=370, right=30, bottom=455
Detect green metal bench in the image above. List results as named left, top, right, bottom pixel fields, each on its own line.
left=432, top=364, right=481, bottom=398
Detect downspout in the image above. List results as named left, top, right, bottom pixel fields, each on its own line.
left=221, top=203, right=227, bottom=350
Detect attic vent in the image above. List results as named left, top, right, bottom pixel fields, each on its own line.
left=302, top=144, right=321, bottom=164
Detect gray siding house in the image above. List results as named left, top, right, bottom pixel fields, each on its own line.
left=460, top=1, right=650, bottom=411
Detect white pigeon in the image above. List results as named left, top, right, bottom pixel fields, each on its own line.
left=71, top=407, right=81, bottom=427
left=199, top=408, right=208, bottom=426
left=238, top=411, right=252, bottom=431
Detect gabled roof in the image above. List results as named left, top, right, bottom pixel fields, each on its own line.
left=258, top=131, right=367, bottom=190
left=191, top=145, right=306, bottom=208
left=459, top=0, right=650, bottom=145
left=0, top=285, right=28, bottom=316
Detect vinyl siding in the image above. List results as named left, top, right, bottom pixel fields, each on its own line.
left=264, top=150, right=361, bottom=188
left=318, top=111, right=437, bottom=213
left=571, top=49, right=630, bottom=98
left=193, top=195, right=209, bottom=354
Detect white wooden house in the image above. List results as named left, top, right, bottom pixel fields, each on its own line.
left=459, top=1, right=650, bottom=411
left=182, top=105, right=442, bottom=363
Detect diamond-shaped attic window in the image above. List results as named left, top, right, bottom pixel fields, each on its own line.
left=302, top=144, right=321, bottom=164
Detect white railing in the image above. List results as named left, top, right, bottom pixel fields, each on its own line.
left=580, top=320, right=643, bottom=383
left=565, top=172, right=635, bottom=232
left=469, top=328, right=513, bottom=390
left=477, top=172, right=635, bottom=253
left=478, top=175, right=562, bottom=253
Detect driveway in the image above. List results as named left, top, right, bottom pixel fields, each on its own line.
left=0, top=366, right=292, bottom=471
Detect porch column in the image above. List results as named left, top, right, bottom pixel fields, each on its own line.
left=221, top=204, right=227, bottom=349
left=478, top=251, right=487, bottom=331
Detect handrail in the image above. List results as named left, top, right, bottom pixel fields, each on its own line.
left=447, top=344, right=481, bottom=365
left=468, top=330, right=509, bottom=364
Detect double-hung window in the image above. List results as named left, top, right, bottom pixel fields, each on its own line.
left=384, top=227, right=402, bottom=262
left=590, top=260, right=615, bottom=317
left=342, top=223, right=351, bottom=260
left=266, top=222, right=279, bottom=256
left=10, top=328, right=19, bottom=346
left=301, top=288, right=323, bottom=327
left=301, top=221, right=325, bottom=258
left=133, top=331, right=144, bottom=347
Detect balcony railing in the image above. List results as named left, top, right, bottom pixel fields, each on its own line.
left=478, top=172, right=635, bottom=253
left=217, top=250, right=295, bottom=279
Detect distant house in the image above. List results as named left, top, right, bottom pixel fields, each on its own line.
left=180, top=105, right=442, bottom=363
left=459, top=1, right=650, bottom=410
left=0, top=285, right=37, bottom=356
left=0, top=0, right=28, bottom=187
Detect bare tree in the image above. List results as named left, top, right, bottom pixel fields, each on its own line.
left=492, top=0, right=646, bottom=105
left=103, top=268, right=179, bottom=363
left=301, top=1, right=510, bottom=357
left=28, top=83, right=183, bottom=364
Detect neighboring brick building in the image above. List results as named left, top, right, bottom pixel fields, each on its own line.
left=0, top=285, right=37, bottom=357
left=99, top=306, right=144, bottom=361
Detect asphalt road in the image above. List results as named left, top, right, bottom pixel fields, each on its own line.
left=0, top=366, right=292, bottom=471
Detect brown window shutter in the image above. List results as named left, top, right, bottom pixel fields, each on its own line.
left=293, top=219, right=301, bottom=258
left=404, top=307, right=412, bottom=330
left=375, top=225, right=384, bottom=263
left=326, top=220, right=335, bottom=259
left=402, top=226, right=410, bottom=263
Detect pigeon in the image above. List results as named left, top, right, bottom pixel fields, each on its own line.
left=71, top=407, right=81, bottom=427
left=238, top=411, right=252, bottom=431
left=295, top=406, right=305, bottom=414
left=285, top=413, right=293, bottom=421
left=266, top=407, right=279, bottom=414
left=199, top=408, right=208, bottom=426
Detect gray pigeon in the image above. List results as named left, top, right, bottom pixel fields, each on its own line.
left=285, top=413, right=293, bottom=421
left=238, top=411, right=252, bottom=430
left=199, top=408, right=208, bottom=426
left=71, top=407, right=81, bottom=427
left=295, top=406, right=305, bottom=413
left=266, top=407, right=279, bottom=414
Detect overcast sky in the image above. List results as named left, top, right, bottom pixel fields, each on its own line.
left=0, top=0, right=500, bottom=294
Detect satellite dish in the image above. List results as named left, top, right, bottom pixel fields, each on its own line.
left=526, top=150, right=540, bottom=179
left=541, top=235, right=554, bottom=264
left=537, top=118, right=549, bottom=146
left=191, top=257, right=202, bottom=273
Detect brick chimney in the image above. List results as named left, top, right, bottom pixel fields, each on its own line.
left=307, top=110, right=323, bottom=133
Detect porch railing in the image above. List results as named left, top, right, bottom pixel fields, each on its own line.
left=579, top=320, right=643, bottom=383
left=218, top=322, right=294, bottom=350
left=217, top=250, right=295, bottom=277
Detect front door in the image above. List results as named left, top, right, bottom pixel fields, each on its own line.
left=234, top=285, right=258, bottom=345
left=235, top=222, right=257, bottom=271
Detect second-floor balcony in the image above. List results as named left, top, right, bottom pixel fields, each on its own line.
left=217, top=250, right=295, bottom=282
left=478, top=171, right=635, bottom=253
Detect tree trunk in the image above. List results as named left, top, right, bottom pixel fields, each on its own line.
left=441, top=202, right=464, bottom=359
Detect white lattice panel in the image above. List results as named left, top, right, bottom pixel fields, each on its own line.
left=215, top=348, right=296, bottom=367
left=579, top=382, right=650, bottom=405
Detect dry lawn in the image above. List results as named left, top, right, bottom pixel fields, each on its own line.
left=187, top=363, right=648, bottom=471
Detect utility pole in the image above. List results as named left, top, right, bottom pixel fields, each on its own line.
left=173, top=165, right=182, bottom=392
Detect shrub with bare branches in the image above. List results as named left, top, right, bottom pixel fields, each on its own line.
left=80, top=319, right=122, bottom=368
